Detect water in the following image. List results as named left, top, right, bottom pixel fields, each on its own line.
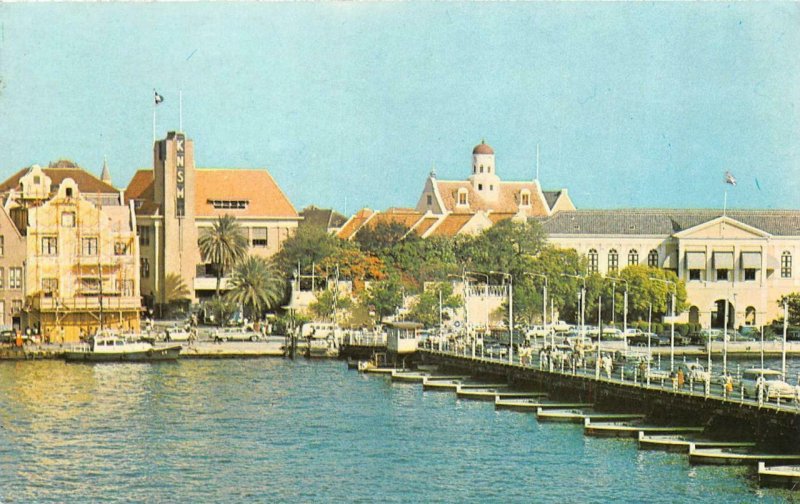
left=0, top=359, right=795, bottom=503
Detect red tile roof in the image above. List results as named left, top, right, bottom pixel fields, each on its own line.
left=337, top=208, right=375, bottom=240
left=428, top=214, right=474, bottom=237
left=0, top=165, right=119, bottom=195
left=194, top=169, right=298, bottom=218
left=434, top=180, right=549, bottom=216
left=412, top=216, right=441, bottom=236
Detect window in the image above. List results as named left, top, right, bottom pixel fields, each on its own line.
left=0, top=235, right=3, bottom=257
left=252, top=228, right=268, bottom=248
left=745, top=306, right=756, bottom=326
left=33, top=175, right=40, bottom=184
left=744, top=269, right=756, bottom=281
left=490, top=185, right=494, bottom=190
left=11, top=300, right=22, bottom=313
left=65, top=187, right=73, bottom=198
left=80, top=278, right=101, bottom=293
left=647, top=249, right=659, bottom=268
left=457, top=190, right=468, bottom=206
left=41, top=237, right=58, bottom=255
left=82, top=237, right=98, bottom=256
left=9, top=268, right=22, bottom=289
left=608, top=249, right=619, bottom=273
left=689, top=269, right=701, bottom=281
left=61, top=212, right=75, bottom=227
left=782, top=251, right=792, bottom=278
left=141, top=258, right=150, bottom=278
left=0, top=267, right=4, bottom=289
left=116, top=280, right=135, bottom=296
left=42, top=278, right=58, bottom=296
left=520, top=191, right=530, bottom=206
left=716, top=269, right=729, bottom=281
left=478, top=184, right=483, bottom=191
left=138, top=226, right=150, bottom=247
left=588, top=249, right=598, bottom=273
left=426, top=195, right=432, bottom=206
left=628, top=249, right=638, bottom=266
left=480, top=165, right=484, bottom=173
left=114, top=241, right=129, bottom=255
left=208, top=200, right=249, bottom=210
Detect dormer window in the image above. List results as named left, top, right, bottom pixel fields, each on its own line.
left=520, top=190, right=531, bottom=207
left=208, top=199, right=249, bottom=210
left=457, top=189, right=468, bottom=206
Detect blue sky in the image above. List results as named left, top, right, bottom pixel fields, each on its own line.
left=0, top=3, right=798, bottom=214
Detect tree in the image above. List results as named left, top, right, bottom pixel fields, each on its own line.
left=198, top=215, right=249, bottom=296
left=361, top=276, right=404, bottom=321
left=226, top=256, right=286, bottom=321
left=777, top=293, right=800, bottom=325
left=456, top=220, right=546, bottom=276
left=309, top=289, right=352, bottom=321
left=319, top=247, right=386, bottom=291
left=408, top=282, right=463, bottom=327
left=274, top=225, right=344, bottom=276
left=355, top=222, right=413, bottom=257
left=614, top=265, right=687, bottom=322
left=206, top=295, right=237, bottom=327
left=522, top=247, right=588, bottom=324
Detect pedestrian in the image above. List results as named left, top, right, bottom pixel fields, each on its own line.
left=724, top=375, right=734, bottom=398
left=677, top=368, right=685, bottom=389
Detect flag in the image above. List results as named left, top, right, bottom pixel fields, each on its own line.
left=154, top=90, right=164, bottom=105
left=724, top=171, right=737, bottom=186
left=755, top=178, right=761, bottom=191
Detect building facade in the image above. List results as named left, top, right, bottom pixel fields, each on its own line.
left=125, top=131, right=300, bottom=310
left=0, top=162, right=140, bottom=341
left=539, top=209, right=800, bottom=328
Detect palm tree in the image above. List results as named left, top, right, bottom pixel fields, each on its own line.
left=226, top=256, right=286, bottom=321
left=198, top=215, right=248, bottom=296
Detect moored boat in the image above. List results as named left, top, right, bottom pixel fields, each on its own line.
left=637, top=432, right=756, bottom=453
left=64, top=334, right=182, bottom=362
left=757, top=462, right=800, bottom=488
left=688, top=444, right=800, bottom=466
left=583, top=419, right=704, bottom=438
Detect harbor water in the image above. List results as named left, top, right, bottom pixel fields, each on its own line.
left=0, top=359, right=795, bottom=503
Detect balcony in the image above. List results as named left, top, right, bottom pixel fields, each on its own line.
left=30, top=296, right=142, bottom=312
left=194, top=275, right=231, bottom=291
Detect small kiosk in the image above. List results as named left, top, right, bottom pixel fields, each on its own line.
left=386, top=321, right=422, bottom=366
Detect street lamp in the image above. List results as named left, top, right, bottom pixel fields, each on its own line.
left=525, top=273, right=548, bottom=348
left=489, top=271, right=514, bottom=364
left=651, top=277, right=676, bottom=372
left=562, top=273, right=586, bottom=340
left=608, top=277, right=628, bottom=346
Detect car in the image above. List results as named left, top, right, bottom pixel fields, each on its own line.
left=675, top=362, right=710, bottom=382
left=628, top=332, right=657, bottom=347
left=214, top=327, right=261, bottom=342
left=740, top=368, right=797, bottom=401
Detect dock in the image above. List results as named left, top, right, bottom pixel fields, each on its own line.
left=494, top=398, right=594, bottom=411
left=637, top=432, right=756, bottom=453
left=536, top=408, right=645, bottom=424
left=584, top=418, right=705, bottom=438
left=455, top=388, right=546, bottom=401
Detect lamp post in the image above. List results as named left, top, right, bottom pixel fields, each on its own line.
left=526, top=273, right=548, bottom=348
left=783, top=299, right=788, bottom=381
left=489, top=271, right=513, bottom=364
left=465, top=271, right=490, bottom=350
left=651, top=277, right=677, bottom=372
left=562, top=273, right=586, bottom=341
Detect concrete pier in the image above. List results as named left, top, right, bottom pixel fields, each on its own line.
left=420, top=349, right=800, bottom=450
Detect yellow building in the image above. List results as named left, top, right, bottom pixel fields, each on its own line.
left=0, top=162, right=140, bottom=342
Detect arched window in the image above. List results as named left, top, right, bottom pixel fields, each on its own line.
left=480, top=165, right=484, bottom=174
left=608, top=249, right=619, bottom=273
left=689, top=306, right=700, bottom=325
left=782, top=251, right=792, bottom=278
left=628, top=249, right=638, bottom=266
left=473, top=165, right=476, bottom=174
left=588, top=249, right=598, bottom=273
left=647, top=249, right=659, bottom=268
left=745, top=306, right=756, bottom=326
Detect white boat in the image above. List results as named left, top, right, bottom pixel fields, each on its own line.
left=64, top=333, right=182, bottom=362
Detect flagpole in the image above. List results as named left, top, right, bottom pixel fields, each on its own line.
left=723, top=188, right=727, bottom=216
left=152, top=90, right=157, bottom=144
left=179, top=90, right=183, bottom=132
left=536, top=143, right=540, bottom=182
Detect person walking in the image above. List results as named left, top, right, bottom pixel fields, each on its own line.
left=677, top=368, right=685, bottom=390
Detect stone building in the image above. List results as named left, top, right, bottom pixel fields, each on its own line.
left=0, top=161, right=139, bottom=341
left=538, top=209, right=800, bottom=328
left=125, top=131, right=300, bottom=311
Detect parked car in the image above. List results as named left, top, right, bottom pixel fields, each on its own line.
left=214, top=327, right=262, bottom=342
left=628, top=332, right=657, bottom=347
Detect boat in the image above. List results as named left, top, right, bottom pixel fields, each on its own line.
left=537, top=409, right=645, bottom=424
left=688, top=445, right=800, bottom=466
left=583, top=419, right=704, bottom=438
left=64, top=333, right=182, bottom=362
left=494, top=397, right=593, bottom=411
left=637, top=432, right=755, bottom=453
left=757, top=462, right=800, bottom=488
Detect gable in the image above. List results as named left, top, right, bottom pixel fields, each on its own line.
left=675, top=216, right=770, bottom=240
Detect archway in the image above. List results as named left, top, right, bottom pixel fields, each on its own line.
left=711, top=300, right=734, bottom=329
left=688, top=306, right=700, bottom=325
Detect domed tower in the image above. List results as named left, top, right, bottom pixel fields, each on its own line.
left=468, top=140, right=500, bottom=202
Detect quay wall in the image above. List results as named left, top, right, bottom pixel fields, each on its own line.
left=420, top=350, right=800, bottom=450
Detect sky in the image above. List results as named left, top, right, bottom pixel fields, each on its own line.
left=0, top=2, right=798, bottom=215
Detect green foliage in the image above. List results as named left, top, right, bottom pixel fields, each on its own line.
left=612, top=265, right=687, bottom=321
left=408, top=282, right=463, bottom=327
left=355, top=222, right=414, bottom=258
left=455, top=220, right=546, bottom=276
left=309, top=289, right=352, bottom=321
left=361, top=276, right=404, bottom=321
left=198, top=215, right=249, bottom=296
left=206, top=295, right=237, bottom=327
left=778, top=293, right=800, bottom=325
left=273, top=225, right=345, bottom=276
left=226, top=256, right=286, bottom=320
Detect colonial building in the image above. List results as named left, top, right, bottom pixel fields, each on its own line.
left=339, top=141, right=575, bottom=241
left=125, top=131, right=300, bottom=310
left=538, top=209, right=800, bottom=328
left=0, top=161, right=139, bottom=340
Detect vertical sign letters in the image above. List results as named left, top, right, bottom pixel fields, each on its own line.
left=176, top=134, right=185, bottom=217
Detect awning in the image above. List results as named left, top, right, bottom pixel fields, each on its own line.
left=685, top=252, right=706, bottom=269
left=741, top=251, right=762, bottom=269
left=662, top=253, right=677, bottom=269
left=767, top=255, right=780, bottom=270
left=713, top=251, right=734, bottom=269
